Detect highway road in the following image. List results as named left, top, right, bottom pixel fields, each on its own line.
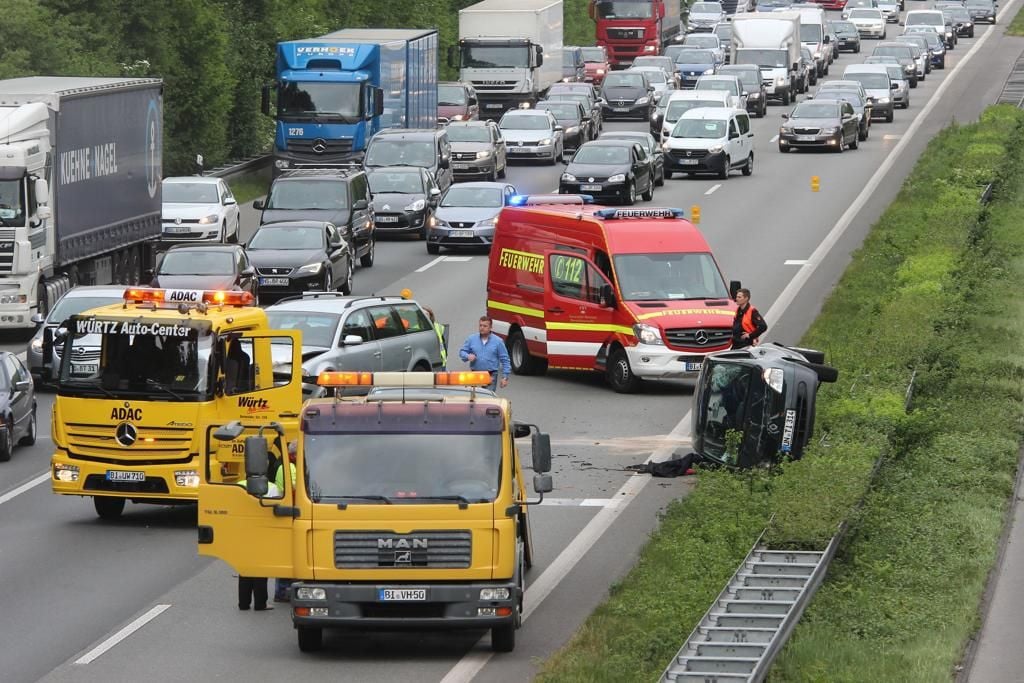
left=0, top=6, right=1022, bottom=681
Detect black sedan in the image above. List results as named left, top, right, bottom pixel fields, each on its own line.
left=778, top=100, right=861, bottom=153
left=367, top=166, right=440, bottom=239
left=559, top=139, right=655, bottom=205
left=246, top=221, right=354, bottom=303
left=0, top=351, right=36, bottom=461
left=828, top=91, right=873, bottom=141
left=150, top=244, right=257, bottom=295
left=830, top=21, right=863, bottom=53
left=597, top=131, right=665, bottom=187
left=535, top=100, right=591, bottom=151
left=599, top=71, right=655, bottom=121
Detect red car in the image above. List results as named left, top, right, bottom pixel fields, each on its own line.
left=437, top=82, right=479, bottom=123
left=580, top=46, right=610, bottom=86
left=817, top=0, right=847, bottom=9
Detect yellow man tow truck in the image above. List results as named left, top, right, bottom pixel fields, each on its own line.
left=199, top=370, right=553, bottom=653
left=50, top=287, right=302, bottom=519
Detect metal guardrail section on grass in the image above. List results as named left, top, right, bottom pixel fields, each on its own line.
left=996, top=49, right=1024, bottom=107
left=207, top=153, right=272, bottom=181
left=659, top=523, right=840, bottom=683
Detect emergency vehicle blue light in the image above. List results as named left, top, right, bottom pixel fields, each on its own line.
left=508, top=194, right=595, bottom=207
left=593, top=208, right=687, bottom=220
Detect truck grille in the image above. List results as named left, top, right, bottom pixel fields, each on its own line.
left=0, top=228, right=14, bottom=274
left=335, top=530, right=472, bottom=569
left=65, top=422, right=194, bottom=464
left=287, top=138, right=354, bottom=154
left=664, top=327, right=732, bottom=349
left=607, top=27, right=644, bottom=40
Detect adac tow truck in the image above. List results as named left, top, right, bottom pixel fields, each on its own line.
left=50, top=287, right=302, bottom=519
left=199, top=370, right=554, bottom=653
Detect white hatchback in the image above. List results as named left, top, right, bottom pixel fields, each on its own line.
left=161, top=176, right=241, bottom=243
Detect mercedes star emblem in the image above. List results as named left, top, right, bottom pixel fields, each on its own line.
left=694, top=330, right=710, bottom=345
left=115, top=422, right=138, bottom=447
left=311, top=138, right=328, bottom=154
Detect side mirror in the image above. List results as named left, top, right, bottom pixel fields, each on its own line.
left=729, top=131, right=739, bottom=140
left=261, top=84, right=273, bottom=116
left=793, top=62, right=800, bottom=71
left=890, top=82, right=899, bottom=89
left=37, top=206, right=52, bottom=220
left=142, top=268, right=155, bottom=282
left=213, top=420, right=245, bottom=441
left=741, top=91, right=749, bottom=97
left=429, top=187, right=442, bottom=198
left=243, top=435, right=271, bottom=498
left=512, top=422, right=532, bottom=439
left=531, top=432, right=552, bottom=472
left=353, top=199, right=369, bottom=210
left=534, top=44, right=544, bottom=67
left=554, top=125, right=564, bottom=132
left=31, top=313, right=45, bottom=326
left=223, top=196, right=237, bottom=206
left=599, top=282, right=617, bottom=308
left=533, top=473, right=554, bottom=494
left=34, top=178, right=50, bottom=205
left=373, top=88, right=385, bottom=118
left=240, top=266, right=256, bottom=278
left=53, top=326, right=68, bottom=345
left=781, top=113, right=790, bottom=119
left=440, top=156, right=450, bottom=169
left=730, top=280, right=742, bottom=299
left=824, top=35, right=831, bottom=43
left=342, top=334, right=364, bottom=346
left=253, top=200, right=265, bottom=210
left=14, top=380, right=31, bottom=392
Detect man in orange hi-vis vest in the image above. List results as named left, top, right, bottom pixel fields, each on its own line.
left=731, top=288, right=768, bottom=349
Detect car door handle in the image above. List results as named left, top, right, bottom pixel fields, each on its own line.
left=404, top=346, right=412, bottom=352
left=548, top=307, right=564, bottom=314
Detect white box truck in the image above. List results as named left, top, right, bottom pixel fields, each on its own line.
left=795, top=7, right=830, bottom=77
left=730, top=13, right=802, bottom=105
left=452, top=0, right=563, bottom=115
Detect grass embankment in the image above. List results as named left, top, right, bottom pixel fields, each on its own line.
left=1006, top=3, right=1024, bottom=35
left=227, top=167, right=271, bottom=205
left=535, top=105, right=1024, bottom=682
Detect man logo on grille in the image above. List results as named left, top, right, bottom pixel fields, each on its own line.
left=115, top=422, right=138, bottom=447
left=394, top=551, right=412, bottom=564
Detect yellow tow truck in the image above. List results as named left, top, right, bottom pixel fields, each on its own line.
left=199, top=370, right=553, bottom=653
left=50, top=287, right=302, bottom=519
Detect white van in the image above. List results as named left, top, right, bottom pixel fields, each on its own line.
left=904, top=10, right=956, bottom=48
left=843, top=64, right=895, bottom=122
left=662, top=107, right=754, bottom=179
left=659, top=91, right=733, bottom=140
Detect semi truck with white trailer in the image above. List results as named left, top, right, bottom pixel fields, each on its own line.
left=730, top=13, right=802, bottom=105
left=0, top=77, right=162, bottom=327
left=452, top=0, right=564, bottom=115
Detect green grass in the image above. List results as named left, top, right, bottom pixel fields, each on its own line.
left=534, top=105, right=1024, bottom=682
left=227, top=167, right=271, bottom=205
left=1007, top=2, right=1024, bottom=35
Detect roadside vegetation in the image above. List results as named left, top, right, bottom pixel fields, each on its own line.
left=227, top=169, right=272, bottom=206
left=1006, top=3, right=1024, bottom=35
left=535, top=105, right=1024, bottom=682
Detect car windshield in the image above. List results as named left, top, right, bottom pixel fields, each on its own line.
left=265, top=311, right=340, bottom=348
left=885, top=66, right=905, bottom=80
left=849, top=9, right=881, bottom=18
left=800, top=24, right=823, bottom=42
left=834, top=93, right=866, bottom=108
left=594, top=0, right=653, bottom=19
left=966, top=0, right=992, bottom=6
left=735, top=49, right=788, bottom=68
left=440, top=186, right=504, bottom=208
left=634, top=69, right=667, bottom=83
left=633, top=57, right=669, bottom=69
left=603, top=73, right=646, bottom=88
left=874, top=46, right=911, bottom=58
left=446, top=125, right=492, bottom=142
left=47, top=295, right=122, bottom=323
left=581, top=47, right=606, bottom=61
left=159, top=251, right=233, bottom=276
left=365, top=140, right=436, bottom=168
left=666, top=99, right=719, bottom=121
left=845, top=72, right=889, bottom=89
left=571, top=145, right=630, bottom=164
left=721, top=70, right=758, bottom=88
left=907, top=12, right=943, bottom=24
left=249, top=226, right=324, bottom=250
left=848, top=0, right=876, bottom=6
left=832, top=21, right=858, bottom=33
left=946, top=8, right=971, bottom=19
left=684, top=36, right=719, bottom=49
left=304, top=432, right=502, bottom=503
left=613, top=252, right=729, bottom=301
left=267, top=179, right=349, bottom=210
left=162, top=182, right=219, bottom=204
left=692, top=2, right=724, bottom=12
left=499, top=114, right=552, bottom=130
left=368, top=171, right=424, bottom=194
left=696, top=79, right=738, bottom=94
left=676, top=49, right=715, bottom=64
left=538, top=103, right=580, bottom=119
left=793, top=103, right=840, bottom=118
left=672, top=118, right=727, bottom=139
left=438, top=84, right=467, bottom=106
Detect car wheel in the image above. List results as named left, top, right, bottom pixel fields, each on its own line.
left=94, top=496, right=126, bottom=520
left=664, top=167, right=673, bottom=179
left=498, top=161, right=507, bottom=179
left=341, top=258, right=354, bottom=295
left=323, top=268, right=333, bottom=292
left=782, top=89, right=790, bottom=106
left=854, top=45, right=861, bottom=53
left=779, top=144, right=788, bottom=153
left=719, top=158, right=730, bottom=180
left=910, top=79, right=917, bottom=89
left=0, top=421, right=11, bottom=462
left=641, top=179, right=654, bottom=201
left=427, top=242, right=440, bottom=255
left=655, top=166, right=665, bottom=187
left=859, top=127, right=868, bottom=142
left=606, top=347, right=641, bottom=393
left=508, top=329, right=546, bottom=375
left=360, top=238, right=375, bottom=267
left=19, top=407, right=36, bottom=446
left=623, top=182, right=636, bottom=205
left=850, top=133, right=859, bottom=150
left=886, top=109, right=894, bottom=123
left=742, top=153, right=753, bottom=176
left=836, top=138, right=844, bottom=153
left=489, top=165, right=498, bottom=182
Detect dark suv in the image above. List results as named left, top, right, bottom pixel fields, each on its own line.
left=254, top=169, right=376, bottom=268
left=363, top=128, right=453, bottom=192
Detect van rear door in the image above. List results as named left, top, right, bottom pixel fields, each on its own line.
left=544, top=252, right=621, bottom=369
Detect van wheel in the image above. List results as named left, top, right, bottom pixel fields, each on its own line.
left=742, top=153, right=753, bottom=176
left=718, top=159, right=730, bottom=180
left=297, top=626, right=323, bottom=652
left=360, top=238, right=375, bottom=267
left=94, top=496, right=126, bottom=520
left=508, top=329, right=546, bottom=375
left=607, top=347, right=641, bottom=393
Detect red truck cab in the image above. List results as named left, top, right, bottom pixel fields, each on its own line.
left=589, top=0, right=683, bottom=69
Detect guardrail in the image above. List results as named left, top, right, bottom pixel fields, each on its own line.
left=206, top=153, right=272, bottom=181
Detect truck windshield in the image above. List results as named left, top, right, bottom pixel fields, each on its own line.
left=613, top=252, right=730, bottom=301
left=58, top=321, right=214, bottom=401
left=594, top=1, right=654, bottom=19
left=278, top=81, right=361, bottom=122
left=304, top=432, right=502, bottom=503
left=736, top=50, right=788, bottom=68
left=0, top=179, right=25, bottom=227
left=460, top=44, right=530, bottom=69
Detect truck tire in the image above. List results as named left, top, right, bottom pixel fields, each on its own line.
left=606, top=347, right=641, bottom=393
left=94, top=496, right=126, bottom=520
left=360, top=238, right=375, bottom=268
left=491, top=622, right=515, bottom=653
left=782, top=89, right=790, bottom=106
left=297, top=626, right=323, bottom=652
left=508, top=329, right=546, bottom=375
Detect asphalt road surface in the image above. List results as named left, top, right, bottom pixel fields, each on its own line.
left=1, top=6, right=1022, bottom=681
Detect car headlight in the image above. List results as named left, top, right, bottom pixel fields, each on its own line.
left=274, top=159, right=290, bottom=169
left=476, top=149, right=492, bottom=159
left=296, top=587, right=327, bottom=600
left=596, top=69, right=606, bottom=75
left=608, top=173, right=626, bottom=183
left=776, top=77, right=787, bottom=86
left=54, top=463, right=80, bottom=482
left=539, top=138, right=552, bottom=146
left=197, top=213, right=219, bottom=225
left=404, top=198, right=426, bottom=212
left=296, top=262, right=323, bottom=275
left=480, top=588, right=510, bottom=600
left=644, top=45, right=656, bottom=52
left=475, top=217, right=496, bottom=228
left=904, top=64, right=915, bottom=72
left=708, top=144, right=724, bottom=153
left=763, top=367, right=785, bottom=393
left=702, top=69, right=715, bottom=75
left=877, top=97, right=890, bottom=104
left=966, top=21, right=973, bottom=27
left=945, top=30, right=953, bottom=36
left=452, top=114, right=465, bottom=121
left=566, top=126, right=580, bottom=134
left=821, top=127, right=838, bottom=134
left=633, top=323, right=664, bottom=345
left=174, top=469, right=200, bottom=488
left=561, top=173, right=577, bottom=182
left=30, top=337, right=43, bottom=353
left=635, top=96, right=650, bottom=105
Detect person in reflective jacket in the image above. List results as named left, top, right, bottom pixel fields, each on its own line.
left=731, top=288, right=767, bottom=349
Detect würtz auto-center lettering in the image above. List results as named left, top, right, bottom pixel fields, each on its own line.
left=77, top=320, right=193, bottom=337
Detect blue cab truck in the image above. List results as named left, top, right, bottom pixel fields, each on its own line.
left=263, top=28, right=439, bottom=175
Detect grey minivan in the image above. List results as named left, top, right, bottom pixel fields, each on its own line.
left=561, top=46, right=586, bottom=82
left=364, top=128, right=453, bottom=192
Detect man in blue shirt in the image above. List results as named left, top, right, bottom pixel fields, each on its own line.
left=459, top=315, right=511, bottom=391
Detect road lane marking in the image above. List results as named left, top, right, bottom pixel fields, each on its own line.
left=540, top=498, right=619, bottom=507
left=0, top=472, right=49, bottom=506
left=785, top=260, right=810, bottom=266
left=441, top=16, right=1015, bottom=683
left=771, top=134, right=779, bottom=143
left=74, top=603, right=171, bottom=665
left=704, top=184, right=721, bottom=196
left=415, top=256, right=447, bottom=273
left=444, top=257, right=473, bottom=263
left=883, top=134, right=902, bottom=140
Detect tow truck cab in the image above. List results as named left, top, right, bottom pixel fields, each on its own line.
left=50, top=287, right=302, bottom=519
left=691, top=343, right=838, bottom=468
left=198, top=371, right=553, bottom=653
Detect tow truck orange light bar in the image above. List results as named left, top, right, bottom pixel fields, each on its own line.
left=122, top=288, right=255, bottom=306
left=317, top=371, right=493, bottom=387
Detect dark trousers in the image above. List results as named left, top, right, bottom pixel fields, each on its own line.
left=238, top=576, right=268, bottom=610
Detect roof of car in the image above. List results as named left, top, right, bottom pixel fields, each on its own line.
left=664, top=90, right=730, bottom=102
left=367, top=165, right=423, bottom=174
left=448, top=181, right=511, bottom=189
left=162, top=243, right=243, bottom=253
left=579, top=138, right=639, bottom=148
left=679, top=106, right=739, bottom=119
left=163, top=176, right=221, bottom=184
left=254, top=220, right=335, bottom=229
left=844, top=64, right=892, bottom=73
left=59, top=285, right=129, bottom=298
left=372, top=128, right=444, bottom=140
left=278, top=168, right=361, bottom=179
left=267, top=294, right=413, bottom=313
left=446, top=120, right=493, bottom=127
left=599, top=131, right=653, bottom=140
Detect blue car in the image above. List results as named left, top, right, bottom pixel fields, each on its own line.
left=674, top=49, right=717, bottom=89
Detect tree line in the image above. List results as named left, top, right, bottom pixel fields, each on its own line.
left=4, top=0, right=594, bottom=174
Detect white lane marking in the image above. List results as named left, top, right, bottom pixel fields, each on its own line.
left=784, top=259, right=810, bottom=266
left=74, top=604, right=171, bottom=665
left=766, top=11, right=1009, bottom=326
left=770, top=134, right=780, bottom=143
left=0, top=472, right=49, bottom=506
left=540, top=498, right=619, bottom=508
left=704, top=184, right=722, bottom=196
left=444, top=257, right=473, bottom=263
left=883, top=134, right=902, bottom=140
left=441, top=14, right=1017, bottom=683
left=415, top=256, right=447, bottom=273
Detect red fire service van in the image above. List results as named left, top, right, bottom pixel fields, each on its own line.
left=487, top=195, right=740, bottom=392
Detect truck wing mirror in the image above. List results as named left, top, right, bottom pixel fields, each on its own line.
left=599, top=283, right=616, bottom=308
left=243, top=435, right=270, bottom=498
left=373, top=87, right=385, bottom=118
left=34, top=178, right=50, bottom=205
left=260, top=84, right=274, bottom=117
left=534, top=44, right=544, bottom=67
left=533, top=473, right=553, bottom=494
left=213, top=420, right=245, bottom=441
left=512, top=422, right=532, bottom=439
left=730, top=280, right=742, bottom=299
left=531, top=432, right=552, bottom=472
left=447, top=45, right=460, bottom=69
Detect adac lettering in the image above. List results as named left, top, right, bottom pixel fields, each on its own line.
left=110, top=402, right=143, bottom=421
